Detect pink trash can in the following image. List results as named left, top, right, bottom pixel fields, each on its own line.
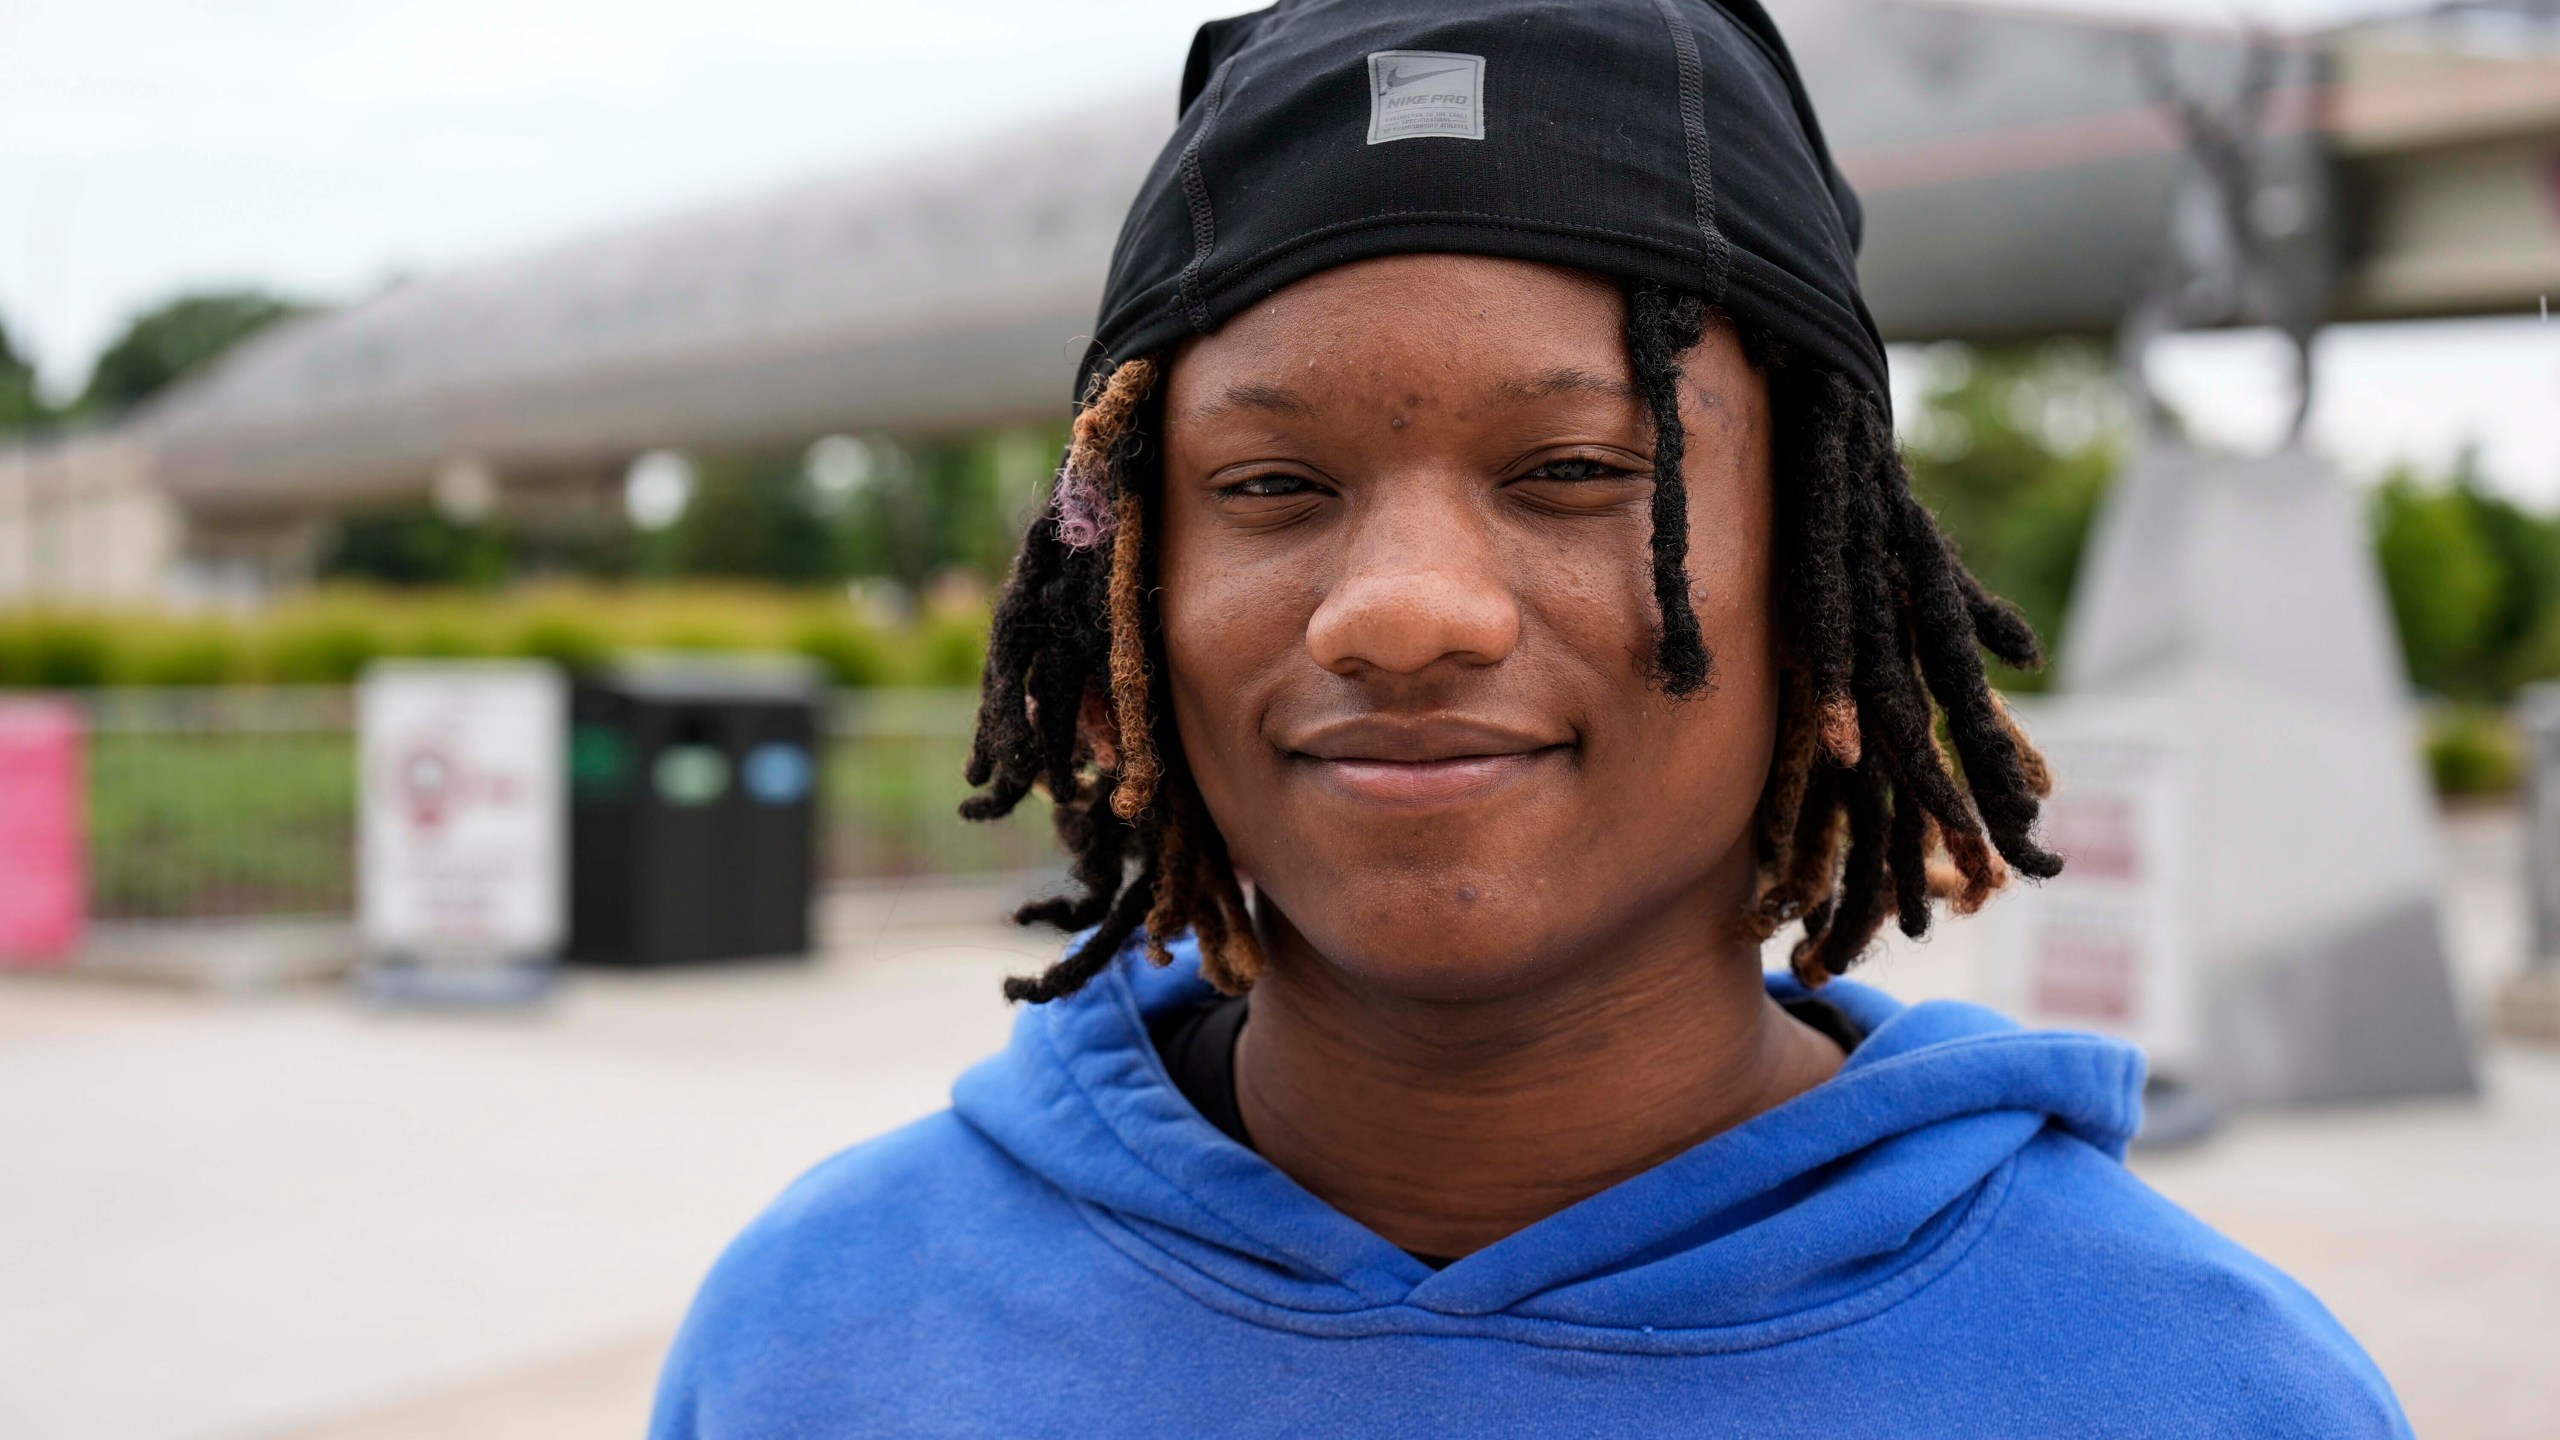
left=0, top=698, right=87, bottom=966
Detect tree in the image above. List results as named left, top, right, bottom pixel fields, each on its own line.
left=320, top=508, right=512, bottom=587
left=1900, top=341, right=2124, bottom=688
left=829, top=429, right=1063, bottom=589
left=2372, top=473, right=2503, bottom=695
left=654, top=426, right=1064, bottom=589
left=2367, top=449, right=2560, bottom=700
left=675, top=453, right=847, bottom=582
left=78, top=290, right=308, bottom=415
left=0, top=312, right=45, bottom=434
left=2442, top=454, right=2560, bottom=695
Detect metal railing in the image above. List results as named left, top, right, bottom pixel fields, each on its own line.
left=69, top=685, right=1054, bottom=923
left=85, top=687, right=357, bottom=921
left=822, top=688, right=1055, bottom=879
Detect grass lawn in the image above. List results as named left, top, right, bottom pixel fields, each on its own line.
left=89, top=732, right=357, bottom=919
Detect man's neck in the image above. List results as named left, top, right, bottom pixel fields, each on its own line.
left=1232, top=909, right=1846, bottom=1261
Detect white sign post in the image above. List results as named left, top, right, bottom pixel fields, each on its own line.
left=359, top=660, right=566, bottom=1003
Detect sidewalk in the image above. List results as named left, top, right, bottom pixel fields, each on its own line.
left=2, top=832, right=2554, bottom=1440
left=0, top=881, right=1045, bottom=1440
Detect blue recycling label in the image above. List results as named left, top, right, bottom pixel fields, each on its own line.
left=742, top=741, right=815, bottom=806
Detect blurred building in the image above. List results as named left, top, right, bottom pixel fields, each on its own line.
left=0, top=432, right=179, bottom=603
left=2, top=0, right=2556, bottom=603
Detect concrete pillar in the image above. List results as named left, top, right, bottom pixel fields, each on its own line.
left=2052, top=440, right=2477, bottom=1107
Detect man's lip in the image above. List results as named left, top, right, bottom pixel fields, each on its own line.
left=1284, top=715, right=1570, bottom=764
left=1303, top=751, right=1566, bottom=806
left=1281, top=715, right=1573, bottom=807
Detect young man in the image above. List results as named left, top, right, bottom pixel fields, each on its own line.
left=653, top=2, right=2410, bottom=1434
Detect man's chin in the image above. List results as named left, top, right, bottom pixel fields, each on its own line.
left=1269, top=914, right=1581, bottom=1006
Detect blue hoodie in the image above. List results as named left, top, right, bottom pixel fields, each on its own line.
left=652, top=940, right=2410, bottom=1438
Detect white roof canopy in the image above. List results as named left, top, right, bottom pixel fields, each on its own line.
left=139, top=0, right=2560, bottom=512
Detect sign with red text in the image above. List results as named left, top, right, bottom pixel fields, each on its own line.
left=1986, top=703, right=2199, bottom=1077
left=0, top=699, right=85, bottom=965
left=360, top=662, right=565, bottom=965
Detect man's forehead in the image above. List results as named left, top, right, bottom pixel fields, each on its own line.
left=1179, top=363, right=1644, bottom=423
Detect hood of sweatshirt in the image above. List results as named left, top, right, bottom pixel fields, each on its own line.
left=951, top=938, right=2144, bottom=1351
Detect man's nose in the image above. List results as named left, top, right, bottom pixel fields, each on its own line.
left=1303, top=494, right=1521, bottom=676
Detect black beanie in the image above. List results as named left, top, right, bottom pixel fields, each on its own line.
left=1082, top=0, right=1886, bottom=408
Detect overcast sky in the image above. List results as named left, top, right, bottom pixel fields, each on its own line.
left=4, top=0, right=2554, bottom=496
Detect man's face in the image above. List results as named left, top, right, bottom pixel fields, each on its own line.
left=1157, top=254, right=1779, bottom=1001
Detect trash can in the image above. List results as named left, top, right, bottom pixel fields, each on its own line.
left=568, top=658, right=823, bottom=966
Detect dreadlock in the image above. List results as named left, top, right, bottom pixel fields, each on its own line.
left=965, top=280, right=2059, bottom=1001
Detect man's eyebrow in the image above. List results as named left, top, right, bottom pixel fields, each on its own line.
left=1491, top=366, right=1640, bottom=404
left=1194, top=381, right=1318, bottom=419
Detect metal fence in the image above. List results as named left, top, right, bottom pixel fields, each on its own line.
left=822, top=688, right=1056, bottom=879
left=73, top=685, right=1054, bottom=923
left=85, top=687, right=357, bottom=921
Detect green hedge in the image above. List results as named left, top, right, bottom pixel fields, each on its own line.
left=0, top=584, right=991, bottom=689
left=2423, top=705, right=2523, bottom=800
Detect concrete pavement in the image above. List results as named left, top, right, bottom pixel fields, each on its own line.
left=2, top=824, right=2554, bottom=1440
left=0, top=882, right=1041, bottom=1440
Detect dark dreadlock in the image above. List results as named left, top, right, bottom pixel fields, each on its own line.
left=963, top=280, right=2060, bottom=1003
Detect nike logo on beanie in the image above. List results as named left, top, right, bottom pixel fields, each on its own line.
left=1380, top=63, right=1467, bottom=91
left=1366, top=50, right=1485, bottom=143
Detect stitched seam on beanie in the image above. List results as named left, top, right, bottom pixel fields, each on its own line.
left=1175, top=56, right=1239, bottom=333
left=1649, top=0, right=1731, bottom=306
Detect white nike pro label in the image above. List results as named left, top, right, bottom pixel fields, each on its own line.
left=1366, top=50, right=1485, bottom=144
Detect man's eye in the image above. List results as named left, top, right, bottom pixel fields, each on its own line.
left=1526, top=459, right=1630, bottom=483
left=1222, top=473, right=1320, bottom=498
